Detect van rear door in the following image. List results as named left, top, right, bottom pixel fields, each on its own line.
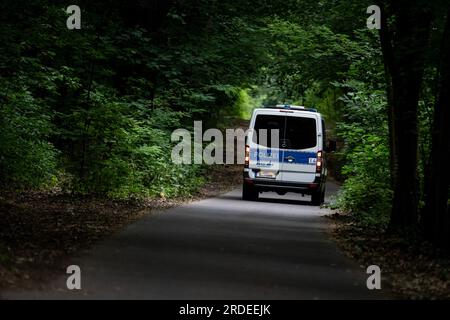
left=280, top=114, right=319, bottom=184
left=248, top=113, right=283, bottom=181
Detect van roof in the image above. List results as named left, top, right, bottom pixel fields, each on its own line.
left=253, top=105, right=321, bottom=117
left=264, top=104, right=318, bottom=113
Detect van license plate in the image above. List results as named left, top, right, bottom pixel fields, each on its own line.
left=257, top=170, right=276, bottom=179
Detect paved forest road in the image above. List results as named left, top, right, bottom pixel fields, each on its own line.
left=3, top=181, right=383, bottom=300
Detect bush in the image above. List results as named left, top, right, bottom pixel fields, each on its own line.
left=334, top=134, right=392, bottom=226
left=333, top=80, right=392, bottom=225
left=0, top=85, right=58, bottom=191
left=112, top=119, right=205, bottom=199
left=55, top=88, right=205, bottom=198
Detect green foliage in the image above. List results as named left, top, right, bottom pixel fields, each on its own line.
left=0, top=0, right=435, bottom=210
left=334, top=136, right=392, bottom=225
left=0, top=0, right=269, bottom=198
left=263, top=21, right=364, bottom=102
left=57, top=88, right=133, bottom=193
left=234, top=89, right=254, bottom=120
left=333, top=79, right=392, bottom=224
left=56, top=89, right=205, bottom=198
left=0, top=83, right=58, bottom=190
left=111, top=116, right=205, bottom=199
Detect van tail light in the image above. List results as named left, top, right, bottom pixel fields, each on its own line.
left=316, top=150, right=323, bottom=173
left=244, top=145, right=250, bottom=167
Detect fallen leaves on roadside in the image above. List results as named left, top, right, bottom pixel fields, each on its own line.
left=327, top=212, right=450, bottom=299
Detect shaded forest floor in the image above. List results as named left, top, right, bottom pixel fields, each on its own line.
left=0, top=164, right=242, bottom=291
left=328, top=213, right=450, bottom=299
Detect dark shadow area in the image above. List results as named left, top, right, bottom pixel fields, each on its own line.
left=258, top=196, right=313, bottom=206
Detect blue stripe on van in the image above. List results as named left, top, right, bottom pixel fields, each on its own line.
left=283, top=151, right=317, bottom=165
left=250, top=149, right=316, bottom=165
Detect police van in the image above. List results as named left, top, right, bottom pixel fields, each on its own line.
left=243, top=105, right=334, bottom=205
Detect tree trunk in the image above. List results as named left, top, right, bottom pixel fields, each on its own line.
left=379, top=1, right=432, bottom=229
left=422, top=8, right=450, bottom=249
left=379, top=6, right=397, bottom=190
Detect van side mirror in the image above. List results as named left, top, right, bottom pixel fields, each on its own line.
left=326, top=140, right=337, bottom=153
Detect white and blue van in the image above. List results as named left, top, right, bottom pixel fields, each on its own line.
left=243, top=105, right=333, bottom=205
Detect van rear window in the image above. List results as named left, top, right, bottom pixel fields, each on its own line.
left=285, top=116, right=317, bottom=149
left=252, top=114, right=317, bottom=150
left=252, top=115, right=284, bottom=148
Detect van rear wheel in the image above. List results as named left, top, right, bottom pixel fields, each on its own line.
left=311, top=189, right=324, bottom=206
left=242, top=182, right=259, bottom=201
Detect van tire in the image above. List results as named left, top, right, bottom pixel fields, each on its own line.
left=311, top=189, right=323, bottom=206
left=242, top=183, right=259, bottom=201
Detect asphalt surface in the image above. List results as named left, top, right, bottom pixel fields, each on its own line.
left=3, top=181, right=383, bottom=300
